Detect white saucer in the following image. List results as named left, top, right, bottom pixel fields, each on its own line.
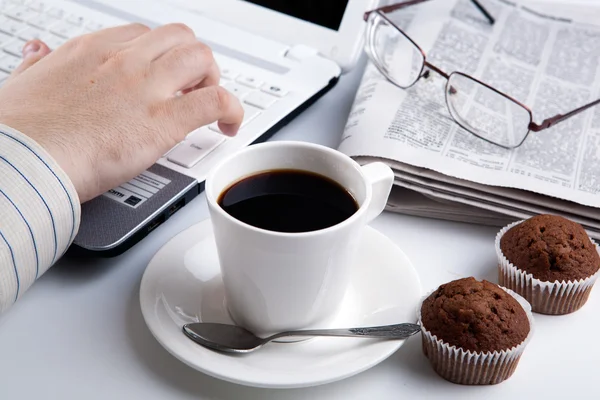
left=139, top=219, right=422, bottom=389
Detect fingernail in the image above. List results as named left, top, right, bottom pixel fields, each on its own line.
left=22, top=42, right=40, bottom=58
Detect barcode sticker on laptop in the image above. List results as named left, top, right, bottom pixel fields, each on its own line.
left=102, top=171, right=172, bottom=209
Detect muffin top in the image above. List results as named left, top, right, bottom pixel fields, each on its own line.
left=420, top=277, right=530, bottom=353
left=500, top=214, right=599, bottom=282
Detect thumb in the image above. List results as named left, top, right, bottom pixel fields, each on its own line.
left=12, top=39, right=51, bottom=76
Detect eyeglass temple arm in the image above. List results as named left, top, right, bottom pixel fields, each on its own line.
left=364, top=0, right=494, bottom=24
left=529, top=98, right=600, bottom=132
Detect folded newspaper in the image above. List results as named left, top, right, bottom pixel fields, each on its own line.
left=339, top=0, right=600, bottom=238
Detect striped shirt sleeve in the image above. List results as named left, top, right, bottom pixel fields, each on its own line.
left=0, top=123, right=81, bottom=312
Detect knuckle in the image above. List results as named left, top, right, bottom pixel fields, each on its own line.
left=192, top=41, right=212, bottom=58
left=59, top=35, right=88, bottom=54
left=166, top=22, right=195, bottom=38
left=67, top=33, right=91, bottom=48
left=129, top=22, right=151, bottom=33
left=102, top=48, right=138, bottom=75
left=68, top=31, right=106, bottom=52
left=165, top=42, right=214, bottom=70
left=189, top=42, right=214, bottom=66
left=162, top=45, right=192, bottom=71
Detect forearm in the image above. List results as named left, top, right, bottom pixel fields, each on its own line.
left=0, top=124, right=80, bottom=312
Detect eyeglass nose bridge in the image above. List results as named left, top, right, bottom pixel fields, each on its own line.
left=422, top=61, right=450, bottom=80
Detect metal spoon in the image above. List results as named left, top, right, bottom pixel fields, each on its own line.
left=182, top=322, right=422, bottom=353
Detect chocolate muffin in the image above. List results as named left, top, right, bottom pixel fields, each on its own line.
left=500, top=214, right=599, bottom=282
left=421, top=277, right=530, bottom=353
left=497, top=215, right=600, bottom=315
left=419, top=277, right=532, bottom=385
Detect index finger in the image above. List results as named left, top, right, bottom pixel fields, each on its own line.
left=166, top=86, right=244, bottom=137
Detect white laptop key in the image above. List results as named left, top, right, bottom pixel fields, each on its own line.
left=188, top=128, right=226, bottom=143
left=0, top=16, right=27, bottom=35
left=0, top=69, right=9, bottom=82
left=207, top=122, right=222, bottom=133
left=0, top=31, right=12, bottom=45
left=2, top=2, right=20, bottom=12
left=50, top=21, right=82, bottom=38
left=41, top=33, right=65, bottom=49
left=0, top=53, right=21, bottom=72
left=261, top=84, right=288, bottom=98
left=241, top=103, right=261, bottom=125
left=220, top=67, right=238, bottom=80
left=28, top=13, right=58, bottom=29
left=27, top=1, right=47, bottom=12
left=236, top=75, right=263, bottom=89
left=3, top=38, right=25, bottom=57
left=167, top=130, right=225, bottom=168
left=46, top=6, right=65, bottom=19
left=185, top=129, right=198, bottom=140
left=223, top=82, right=251, bottom=99
left=5, top=5, right=38, bottom=21
left=162, top=147, right=174, bottom=158
left=18, top=25, right=43, bottom=40
left=244, top=91, right=277, bottom=109
left=66, top=14, right=85, bottom=26
left=85, top=20, right=104, bottom=31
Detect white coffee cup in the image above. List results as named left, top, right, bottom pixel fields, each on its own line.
left=205, top=141, right=394, bottom=335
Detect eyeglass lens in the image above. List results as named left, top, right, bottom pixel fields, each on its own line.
left=367, top=12, right=424, bottom=88
left=446, top=73, right=531, bottom=148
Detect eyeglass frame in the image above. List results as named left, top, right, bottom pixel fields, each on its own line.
left=363, top=0, right=600, bottom=149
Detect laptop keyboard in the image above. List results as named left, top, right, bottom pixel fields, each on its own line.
left=0, top=0, right=98, bottom=82
left=0, top=0, right=290, bottom=170
left=167, top=67, right=287, bottom=168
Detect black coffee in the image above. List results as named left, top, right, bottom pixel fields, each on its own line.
left=218, top=169, right=358, bottom=233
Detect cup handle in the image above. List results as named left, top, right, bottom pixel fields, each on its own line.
left=360, top=162, right=394, bottom=223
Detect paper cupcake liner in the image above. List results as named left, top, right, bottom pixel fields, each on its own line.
left=496, top=220, right=600, bottom=315
left=418, top=287, right=534, bottom=385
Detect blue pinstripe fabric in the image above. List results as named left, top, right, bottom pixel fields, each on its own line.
left=0, top=229, right=19, bottom=302
left=0, top=131, right=76, bottom=253
left=0, top=188, right=39, bottom=278
left=0, top=155, right=58, bottom=264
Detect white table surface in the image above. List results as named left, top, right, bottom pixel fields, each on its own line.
left=2, top=11, right=600, bottom=398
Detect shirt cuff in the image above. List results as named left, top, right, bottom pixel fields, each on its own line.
left=0, top=123, right=81, bottom=311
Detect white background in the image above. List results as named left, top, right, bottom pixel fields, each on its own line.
left=1, top=1, right=600, bottom=399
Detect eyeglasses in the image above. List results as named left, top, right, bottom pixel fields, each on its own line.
left=363, top=0, right=600, bottom=149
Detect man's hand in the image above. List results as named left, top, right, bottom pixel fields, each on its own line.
left=0, top=23, right=243, bottom=202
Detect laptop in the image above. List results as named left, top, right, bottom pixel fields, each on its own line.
left=0, top=0, right=376, bottom=256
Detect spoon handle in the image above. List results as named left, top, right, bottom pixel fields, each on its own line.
left=269, top=323, right=421, bottom=341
